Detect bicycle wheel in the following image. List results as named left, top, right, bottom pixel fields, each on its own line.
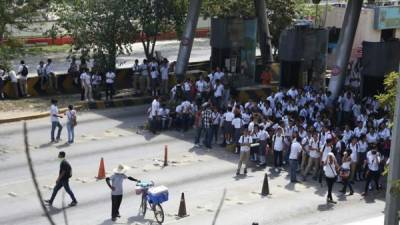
left=140, top=193, right=147, bottom=216
left=153, top=203, right=164, bottom=224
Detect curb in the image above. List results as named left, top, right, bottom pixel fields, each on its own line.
left=0, top=97, right=153, bottom=124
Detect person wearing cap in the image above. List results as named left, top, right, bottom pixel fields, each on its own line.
left=44, top=151, right=77, bottom=206
left=106, top=164, right=140, bottom=221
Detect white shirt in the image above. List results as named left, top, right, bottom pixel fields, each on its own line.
left=353, top=127, right=367, bottom=138
left=324, top=162, right=337, bottom=178
left=214, top=71, right=224, bottom=82
left=223, top=112, right=234, bottom=122
left=214, top=84, right=224, bottom=97
left=257, top=130, right=269, bottom=141
left=105, top=72, right=116, bottom=84
left=289, top=141, right=302, bottom=160
left=45, top=63, right=53, bottom=75
left=80, top=72, right=91, bottom=86
left=8, top=70, right=18, bottom=83
left=231, top=118, right=243, bottom=129
left=366, top=151, right=380, bottom=171
left=196, top=80, right=206, bottom=92
left=358, top=141, right=368, bottom=153
left=160, top=65, right=169, bottom=80
left=50, top=104, right=60, bottom=122
left=366, top=132, right=378, bottom=144
left=348, top=143, right=358, bottom=162
left=239, top=135, right=252, bottom=152
left=321, top=145, right=332, bottom=162
left=309, top=138, right=320, bottom=158
left=140, top=64, right=149, bottom=76
left=150, top=70, right=159, bottom=79
left=151, top=99, right=160, bottom=117
left=273, top=135, right=284, bottom=151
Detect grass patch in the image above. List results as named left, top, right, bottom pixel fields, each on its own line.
left=25, top=44, right=72, bottom=55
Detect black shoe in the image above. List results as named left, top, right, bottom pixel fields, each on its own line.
left=69, top=201, right=77, bottom=207
left=349, top=191, right=354, bottom=195
left=111, top=217, right=117, bottom=221
left=236, top=170, right=240, bottom=176
left=244, top=169, right=247, bottom=175
left=44, top=200, right=52, bottom=206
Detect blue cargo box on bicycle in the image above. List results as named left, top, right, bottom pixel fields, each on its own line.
left=148, top=186, right=169, bottom=204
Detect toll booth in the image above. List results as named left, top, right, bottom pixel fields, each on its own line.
left=278, top=25, right=328, bottom=89
left=210, top=18, right=257, bottom=87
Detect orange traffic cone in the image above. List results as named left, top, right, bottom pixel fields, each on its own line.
left=96, top=158, right=106, bottom=179
left=177, top=192, right=188, bottom=217
left=164, top=145, right=168, bottom=167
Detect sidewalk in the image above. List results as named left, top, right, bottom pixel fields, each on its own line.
left=0, top=89, right=152, bottom=123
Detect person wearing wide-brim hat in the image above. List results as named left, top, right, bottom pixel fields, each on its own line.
left=106, top=164, right=140, bottom=222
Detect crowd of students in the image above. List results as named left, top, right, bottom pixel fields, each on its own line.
left=147, top=73, right=392, bottom=203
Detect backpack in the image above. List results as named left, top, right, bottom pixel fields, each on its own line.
left=21, top=65, right=28, bottom=77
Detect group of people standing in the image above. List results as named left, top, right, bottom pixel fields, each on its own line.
left=147, top=73, right=391, bottom=204
left=0, top=59, right=56, bottom=99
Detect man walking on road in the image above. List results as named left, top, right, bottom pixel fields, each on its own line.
left=50, top=99, right=63, bottom=142
left=44, top=151, right=77, bottom=207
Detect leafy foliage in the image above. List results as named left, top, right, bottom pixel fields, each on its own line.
left=136, top=0, right=188, bottom=59
left=376, top=72, right=400, bottom=196
left=0, top=0, right=49, bottom=70
left=375, top=72, right=400, bottom=119
left=53, top=0, right=138, bottom=72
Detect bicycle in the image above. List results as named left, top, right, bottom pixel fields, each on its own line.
left=136, top=181, right=168, bottom=224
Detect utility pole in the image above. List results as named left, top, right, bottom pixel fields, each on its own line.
left=384, top=77, right=400, bottom=225
left=175, top=0, right=202, bottom=82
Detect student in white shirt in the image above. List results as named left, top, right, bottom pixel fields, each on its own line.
left=272, top=127, right=285, bottom=168
left=347, top=137, right=359, bottom=182
left=8, top=70, right=19, bottom=98
left=45, top=58, right=58, bottom=90
left=257, top=125, right=269, bottom=166
left=150, top=67, right=159, bottom=97
left=140, top=59, right=150, bottom=93
left=339, top=151, right=354, bottom=195
left=105, top=70, right=116, bottom=100
left=80, top=68, right=93, bottom=101
left=303, top=132, right=321, bottom=180
left=236, top=128, right=253, bottom=176
left=289, top=137, right=303, bottom=183
left=211, top=108, right=221, bottom=144
left=222, top=107, right=235, bottom=145
left=160, top=60, right=169, bottom=95
left=324, top=152, right=339, bottom=204
left=213, top=79, right=224, bottom=108
left=232, top=115, right=243, bottom=153
left=362, top=145, right=381, bottom=196
left=65, top=104, right=77, bottom=144
left=132, top=59, right=141, bottom=94
left=50, top=99, right=63, bottom=142
left=17, top=60, right=28, bottom=97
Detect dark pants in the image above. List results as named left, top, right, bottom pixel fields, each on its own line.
left=212, top=124, right=219, bottom=143
left=326, top=177, right=336, bottom=200
left=49, top=179, right=77, bottom=204
left=341, top=177, right=353, bottom=193
left=194, top=127, right=203, bottom=144
left=203, top=127, right=212, bottom=148
left=289, top=159, right=298, bottom=182
left=51, top=121, right=63, bottom=141
left=105, top=83, right=114, bottom=100
left=364, top=170, right=380, bottom=193
left=357, top=152, right=366, bottom=180
left=274, top=150, right=283, bottom=167
left=111, top=195, right=123, bottom=219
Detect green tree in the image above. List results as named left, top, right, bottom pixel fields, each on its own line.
left=0, top=0, right=49, bottom=70
left=375, top=71, right=400, bottom=196
left=53, top=0, right=138, bottom=72
left=136, top=0, right=188, bottom=59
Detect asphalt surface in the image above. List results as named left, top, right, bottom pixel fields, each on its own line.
left=0, top=105, right=385, bottom=225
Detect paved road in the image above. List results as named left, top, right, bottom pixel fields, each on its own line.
left=0, top=106, right=384, bottom=225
